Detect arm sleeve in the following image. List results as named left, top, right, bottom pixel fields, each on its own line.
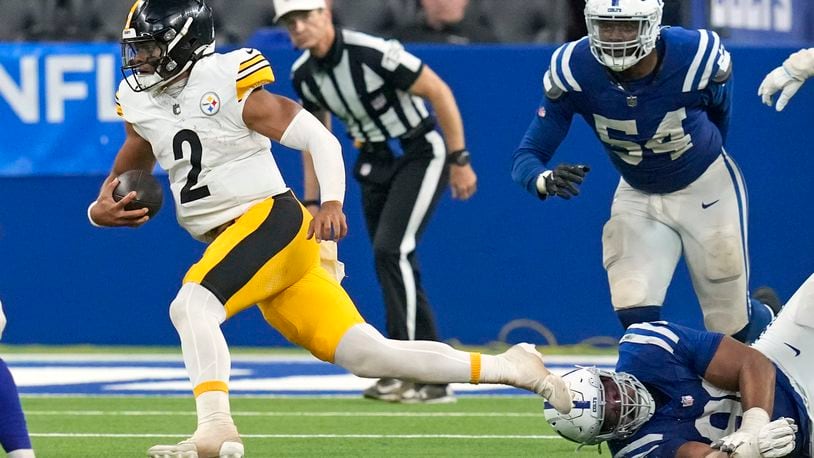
left=511, top=96, right=573, bottom=197
left=280, top=110, right=345, bottom=204
left=699, top=32, right=732, bottom=143
left=618, top=322, right=725, bottom=381
left=706, top=77, right=733, bottom=144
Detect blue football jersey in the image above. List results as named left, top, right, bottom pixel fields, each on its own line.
left=513, top=27, right=733, bottom=195
left=608, top=322, right=810, bottom=457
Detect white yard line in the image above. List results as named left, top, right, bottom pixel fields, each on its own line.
left=26, top=410, right=543, bottom=417
left=30, top=433, right=563, bottom=440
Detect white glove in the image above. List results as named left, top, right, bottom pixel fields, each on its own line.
left=540, top=373, right=572, bottom=415
left=759, top=48, right=814, bottom=111
left=713, top=430, right=762, bottom=457
left=712, top=408, right=770, bottom=457
left=758, top=66, right=804, bottom=112
left=757, top=417, right=798, bottom=457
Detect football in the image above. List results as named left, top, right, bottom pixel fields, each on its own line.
left=113, top=170, right=163, bottom=218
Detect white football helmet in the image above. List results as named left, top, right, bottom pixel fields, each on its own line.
left=584, top=0, right=663, bottom=72
left=544, top=367, right=655, bottom=445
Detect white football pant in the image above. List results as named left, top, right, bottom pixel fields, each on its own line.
left=602, top=153, right=751, bottom=335
left=752, top=273, right=814, bottom=455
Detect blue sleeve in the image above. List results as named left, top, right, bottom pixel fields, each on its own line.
left=706, top=78, right=732, bottom=144
left=618, top=322, right=725, bottom=380
left=610, top=436, right=688, bottom=458
left=511, top=96, right=574, bottom=197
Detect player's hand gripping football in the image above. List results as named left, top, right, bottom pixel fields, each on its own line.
left=308, top=200, right=348, bottom=242
left=758, top=65, right=805, bottom=112
left=540, top=164, right=590, bottom=200
left=89, top=177, right=150, bottom=227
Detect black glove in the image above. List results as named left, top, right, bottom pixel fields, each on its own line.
left=541, top=164, right=590, bottom=200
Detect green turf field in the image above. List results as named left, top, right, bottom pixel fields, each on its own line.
left=23, top=396, right=601, bottom=457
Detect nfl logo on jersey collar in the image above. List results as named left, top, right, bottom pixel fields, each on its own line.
left=200, top=92, right=221, bottom=116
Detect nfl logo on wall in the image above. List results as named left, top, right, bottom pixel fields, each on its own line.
left=200, top=92, right=221, bottom=115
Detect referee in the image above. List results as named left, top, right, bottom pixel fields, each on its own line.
left=274, top=0, right=478, bottom=403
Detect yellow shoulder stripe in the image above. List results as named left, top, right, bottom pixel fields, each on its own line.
left=239, top=54, right=265, bottom=72
left=236, top=65, right=275, bottom=102
left=115, top=103, right=123, bottom=117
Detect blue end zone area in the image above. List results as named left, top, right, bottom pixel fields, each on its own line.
left=6, top=355, right=615, bottom=396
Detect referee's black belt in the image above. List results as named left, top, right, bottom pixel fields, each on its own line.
left=358, top=118, right=435, bottom=153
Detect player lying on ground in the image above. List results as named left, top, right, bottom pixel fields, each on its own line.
left=544, top=274, right=814, bottom=457
left=88, top=1, right=571, bottom=457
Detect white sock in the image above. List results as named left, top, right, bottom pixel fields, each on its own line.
left=169, top=283, right=232, bottom=423
left=8, top=450, right=35, bottom=458
left=335, top=324, right=472, bottom=383
left=196, top=391, right=232, bottom=426
left=479, top=353, right=516, bottom=385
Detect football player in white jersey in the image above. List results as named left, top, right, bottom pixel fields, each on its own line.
left=88, top=1, right=572, bottom=457
left=759, top=48, right=814, bottom=111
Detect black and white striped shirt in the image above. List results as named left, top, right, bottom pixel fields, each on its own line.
left=291, top=29, right=431, bottom=143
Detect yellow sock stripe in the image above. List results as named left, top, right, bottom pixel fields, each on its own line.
left=193, top=380, right=229, bottom=397
left=470, top=352, right=481, bottom=384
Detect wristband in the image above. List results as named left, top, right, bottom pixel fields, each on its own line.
left=447, top=148, right=471, bottom=166
left=87, top=201, right=103, bottom=228
left=302, top=200, right=320, bottom=207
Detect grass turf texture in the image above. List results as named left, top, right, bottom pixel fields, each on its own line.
left=22, top=396, right=596, bottom=457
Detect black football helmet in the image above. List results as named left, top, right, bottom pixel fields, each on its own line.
left=121, top=0, right=215, bottom=92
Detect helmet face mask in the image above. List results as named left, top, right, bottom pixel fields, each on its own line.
left=544, top=367, right=655, bottom=446
left=121, top=0, right=215, bottom=92
left=584, top=0, right=663, bottom=72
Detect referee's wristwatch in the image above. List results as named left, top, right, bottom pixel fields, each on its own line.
left=447, top=148, right=471, bottom=166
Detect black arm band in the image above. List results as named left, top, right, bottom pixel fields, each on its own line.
left=301, top=199, right=320, bottom=207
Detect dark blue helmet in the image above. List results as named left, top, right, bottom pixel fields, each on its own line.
left=121, top=0, right=215, bottom=92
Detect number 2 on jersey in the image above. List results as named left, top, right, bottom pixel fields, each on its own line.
left=173, top=129, right=211, bottom=204
left=593, top=108, right=693, bottom=166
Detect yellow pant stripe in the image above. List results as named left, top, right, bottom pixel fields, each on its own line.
left=193, top=380, right=229, bottom=397
left=470, top=352, right=481, bottom=384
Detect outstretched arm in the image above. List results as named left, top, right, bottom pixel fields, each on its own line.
left=759, top=48, right=814, bottom=111
left=243, top=89, right=347, bottom=241
left=300, top=109, right=332, bottom=216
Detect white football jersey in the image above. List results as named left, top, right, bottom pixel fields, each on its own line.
left=116, top=48, right=287, bottom=241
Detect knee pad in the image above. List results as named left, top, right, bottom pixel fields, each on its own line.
left=601, top=219, right=624, bottom=270
left=610, top=277, right=650, bottom=309
left=700, top=226, right=743, bottom=282
left=169, top=283, right=226, bottom=329
left=335, top=323, right=390, bottom=377
left=703, top=306, right=748, bottom=336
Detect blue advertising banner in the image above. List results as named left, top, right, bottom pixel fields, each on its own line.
left=691, top=0, right=814, bottom=45
left=0, top=42, right=812, bottom=346
left=0, top=43, right=122, bottom=175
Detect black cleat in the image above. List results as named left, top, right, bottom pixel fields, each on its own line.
left=753, top=286, right=783, bottom=316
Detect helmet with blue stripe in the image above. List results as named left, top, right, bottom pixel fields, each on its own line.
left=584, top=0, right=663, bottom=72
left=544, top=366, right=656, bottom=445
